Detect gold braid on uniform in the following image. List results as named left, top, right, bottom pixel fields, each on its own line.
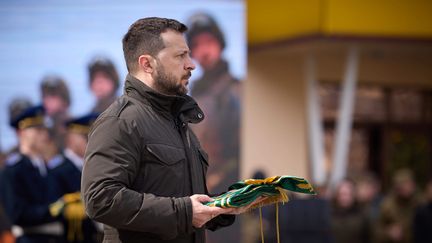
left=50, top=192, right=85, bottom=242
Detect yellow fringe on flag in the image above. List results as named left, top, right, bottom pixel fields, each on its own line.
left=258, top=188, right=287, bottom=243
left=259, top=207, right=264, bottom=243
left=276, top=203, right=280, bottom=243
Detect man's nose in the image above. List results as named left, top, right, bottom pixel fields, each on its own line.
left=185, top=56, right=196, bottom=70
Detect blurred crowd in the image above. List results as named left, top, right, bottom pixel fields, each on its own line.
left=244, top=170, right=432, bottom=243
left=0, top=57, right=120, bottom=243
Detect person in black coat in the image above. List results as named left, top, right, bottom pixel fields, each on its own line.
left=46, top=113, right=100, bottom=243
left=0, top=170, right=15, bottom=243
left=0, top=105, right=64, bottom=243
left=270, top=193, right=332, bottom=243
left=413, top=178, right=432, bottom=243
left=81, top=17, right=254, bottom=243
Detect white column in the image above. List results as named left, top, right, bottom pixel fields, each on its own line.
left=330, top=46, right=359, bottom=188
left=305, top=54, right=326, bottom=186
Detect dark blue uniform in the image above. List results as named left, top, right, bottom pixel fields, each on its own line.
left=1, top=153, right=64, bottom=243
left=0, top=169, right=12, bottom=234
left=43, top=112, right=101, bottom=243
left=47, top=155, right=81, bottom=197
left=47, top=154, right=99, bottom=243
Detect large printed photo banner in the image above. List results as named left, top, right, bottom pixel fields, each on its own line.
left=0, top=0, right=246, bottom=154
left=0, top=1, right=245, bottom=242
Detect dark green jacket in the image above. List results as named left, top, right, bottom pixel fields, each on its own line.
left=82, top=74, right=233, bottom=243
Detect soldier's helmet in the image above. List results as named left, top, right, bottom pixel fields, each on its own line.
left=186, top=13, right=226, bottom=50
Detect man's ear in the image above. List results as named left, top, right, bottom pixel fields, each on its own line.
left=138, top=55, right=155, bottom=73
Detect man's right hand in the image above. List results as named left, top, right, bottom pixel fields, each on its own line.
left=190, top=194, right=231, bottom=228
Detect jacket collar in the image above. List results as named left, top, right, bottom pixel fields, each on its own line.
left=124, top=74, right=204, bottom=124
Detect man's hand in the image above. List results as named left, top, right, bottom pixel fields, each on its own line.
left=190, top=194, right=231, bottom=228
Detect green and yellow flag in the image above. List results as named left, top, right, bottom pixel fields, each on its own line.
left=206, top=175, right=316, bottom=208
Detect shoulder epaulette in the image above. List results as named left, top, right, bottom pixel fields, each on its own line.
left=5, top=152, right=22, bottom=166
left=46, top=154, right=64, bottom=169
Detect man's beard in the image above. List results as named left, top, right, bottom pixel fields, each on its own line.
left=153, top=65, right=190, bottom=96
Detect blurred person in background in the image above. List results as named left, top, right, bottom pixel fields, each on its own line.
left=413, top=178, right=432, bottom=243
left=377, top=168, right=421, bottom=243
left=40, top=75, right=71, bottom=149
left=47, top=113, right=100, bottom=243
left=0, top=152, right=4, bottom=171
left=0, top=203, right=14, bottom=243
left=2, top=98, right=33, bottom=159
left=62, top=113, right=99, bottom=191
left=356, top=172, right=383, bottom=242
left=331, top=178, right=370, bottom=243
left=356, top=172, right=383, bottom=222
left=266, top=188, right=332, bottom=243
left=0, top=105, right=64, bottom=243
left=186, top=14, right=241, bottom=243
left=186, top=13, right=241, bottom=195
left=87, top=57, right=120, bottom=113
left=0, top=97, right=32, bottom=243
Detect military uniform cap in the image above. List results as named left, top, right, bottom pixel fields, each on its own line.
left=65, top=113, right=100, bottom=135
left=10, top=105, right=47, bottom=130
left=8, top=97, right=32, bottom=126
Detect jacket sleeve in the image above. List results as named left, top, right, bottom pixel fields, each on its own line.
left=81, top=116, right=193, bottom=240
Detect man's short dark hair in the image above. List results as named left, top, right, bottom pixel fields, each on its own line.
left=88, top=56, right=119, bottom=93
left=40, top=75, right=71, bottom=106
left=122, top=17, right=188, bottom=73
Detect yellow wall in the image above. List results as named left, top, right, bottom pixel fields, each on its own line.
left=325, top=0, right=432, bottom=38
left=242, top=51, right=309, bottom=179
left=248, top=0, right=322, bottom=45
left=248, top=0, right=432, bottom=45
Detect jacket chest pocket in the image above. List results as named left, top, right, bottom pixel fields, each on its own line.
left=146, top=144, right=186, bottom=166
left=142, top=144, right=187, bottom=195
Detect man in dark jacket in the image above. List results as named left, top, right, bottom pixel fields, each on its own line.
left=81, top=17, right=246, bottom=243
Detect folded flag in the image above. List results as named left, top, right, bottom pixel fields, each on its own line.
left=206, top=175, right=316, bottom=208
